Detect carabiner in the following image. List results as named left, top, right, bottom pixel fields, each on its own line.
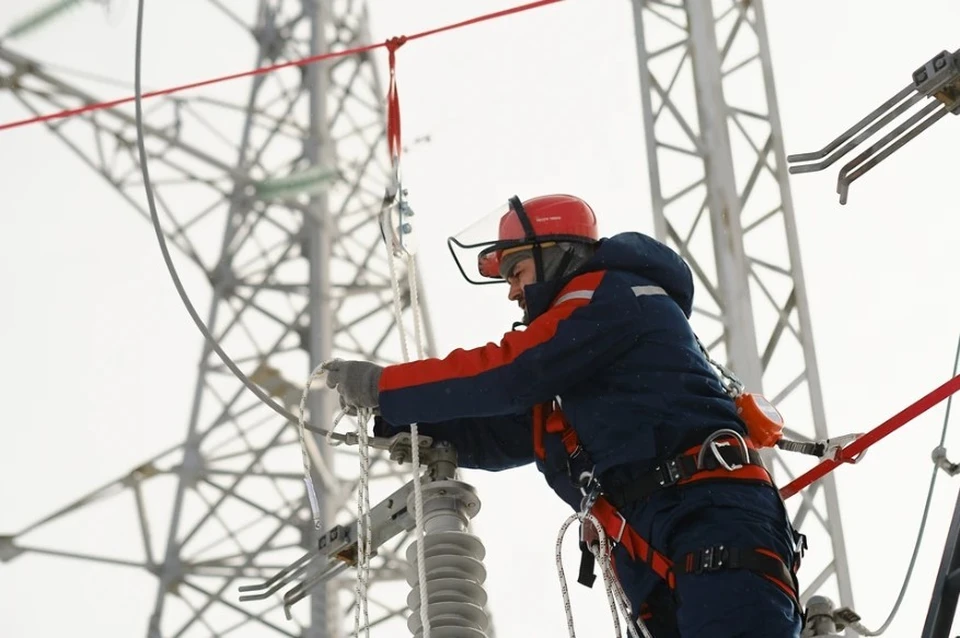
left=579, top=479, right=601, bottom=520
left=822, top=433, right=867, bottom=464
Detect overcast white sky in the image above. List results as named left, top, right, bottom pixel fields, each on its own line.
left=2, top=0, right=960, bottom=636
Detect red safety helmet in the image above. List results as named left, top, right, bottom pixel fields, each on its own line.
left=448, top=194, right=599, bottom=285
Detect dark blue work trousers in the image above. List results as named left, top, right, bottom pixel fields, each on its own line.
left=608, top=482, right=803, bottom=638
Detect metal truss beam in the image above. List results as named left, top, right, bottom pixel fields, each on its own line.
left=0, top=1, right=439, bottom=636
left=630, top=0, right=855, bottom=615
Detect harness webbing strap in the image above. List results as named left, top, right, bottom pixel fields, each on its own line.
left=591, top=495, right=677, bottom=589
left=602, top=441, right=770, bottom=508
left=589, top=495, right=801, bottom=611
left=540, top=405, right=802, bottom=612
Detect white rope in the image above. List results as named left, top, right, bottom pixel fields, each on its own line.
left=295, top=363, right=374, bottom=634
left=385, top=244, right=431, bottom=638
left=292, top=198, right=430, bottom=632
left=291, top=198, right=427, bottom=633
left=555, top=513, right=652, bottom=638
left=555, top=513, right=621, bottom=638
left=406, top=253, right=427, bottom=361
left=386, top=244, right=412, bottom=362
left=354, top=407, right=374, bottom=637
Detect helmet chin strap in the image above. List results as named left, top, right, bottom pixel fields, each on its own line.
left=551, top=249, right=574, bottom=280
left=532, top=244, right=545, bottom=283
left=509, top=195, right=545, bottom=283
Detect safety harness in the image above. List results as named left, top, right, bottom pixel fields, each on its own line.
left=534, top=401, right=806, bottom=617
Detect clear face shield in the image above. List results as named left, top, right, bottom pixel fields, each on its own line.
left=447, top=196, right=536, bottom=285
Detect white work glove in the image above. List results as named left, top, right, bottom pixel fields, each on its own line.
left=322, top=359, right=383, bottom=414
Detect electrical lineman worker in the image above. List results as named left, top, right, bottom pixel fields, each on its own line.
left=323, top=194, right=806, bottom=637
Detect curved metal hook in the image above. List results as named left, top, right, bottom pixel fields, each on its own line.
left=696, top=428, right=751, bottom=471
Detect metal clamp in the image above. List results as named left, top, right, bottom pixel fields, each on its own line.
left=238, top=439, right=463, bottom=618
left=933, top=446, right=960, bottom=477
left=378, top=163, right=417, bottom=257
left=821, top=433, right=867, bottom=464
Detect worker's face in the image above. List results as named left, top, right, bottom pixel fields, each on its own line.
left=506, top=257, right=536, bottom=312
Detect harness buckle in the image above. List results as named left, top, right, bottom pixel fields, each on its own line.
left=567, top=446, right=596, bottom=488
left=694, top=545, right=729, bottom=574
left=611, top=510, right=627, bottom=544
left=656, top=458, right=682, bottom=487
left=794, top=530, right=808, bottom=559
left=573, top=461, right=595, bottom=489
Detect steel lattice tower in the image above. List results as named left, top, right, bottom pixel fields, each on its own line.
left=0, top=1, right=442, bottom=636
left=631, top=0, right=854, bottom=612
left=1, top=0, right=858, bottom=635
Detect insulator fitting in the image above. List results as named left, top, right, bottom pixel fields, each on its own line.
left=404, top=480, right=490, bottom=638
left=803, top=596, right=842, bottom=637
left=802, top=595, right=865, bottom=637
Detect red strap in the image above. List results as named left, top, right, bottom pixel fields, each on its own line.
left=780, top=372, right=960, bottom=499
left=546, top=409, right=580, bottom=454
left=681, top=462, right=771, bottom=486
left=593, top=496, right=799, bottom=606
left=540, top=405, right=773, bottom=488
left=385, top=37, right=406, bottom=164
left=675, top=437, right=773, bottom=487
left=0, top=0, right=566, bottom=134
left=591, top=496, right=676, bottom=589
left=532, top=404, right=546, bottom=460
left=754, top=548, right=802, bottom=609
left=534, top=402, right=580, bottom=459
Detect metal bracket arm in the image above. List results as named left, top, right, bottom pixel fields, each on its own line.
left=237, top=438, right=459, bottom=618
left=787, top=47, right=960, bottom=204
left=239, top=478, right=420, bottom=617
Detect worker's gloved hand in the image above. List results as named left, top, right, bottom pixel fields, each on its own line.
left=322, top=359, right=383, bottom=414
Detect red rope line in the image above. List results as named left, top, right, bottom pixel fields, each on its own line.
left=386, top=36, right=406, bottom=164
left=780, top=372, right=960, bottom=500
left=0, top=0, right=563, bottom=133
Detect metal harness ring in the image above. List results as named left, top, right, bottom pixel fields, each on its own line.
left=696, top=428, right=751, bottom=471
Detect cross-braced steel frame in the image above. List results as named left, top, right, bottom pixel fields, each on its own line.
left=2, top=0, right=861, bottom=634
left=631, top=0, right=854, bottom=613
left=0, top=1, right=441, bottom=636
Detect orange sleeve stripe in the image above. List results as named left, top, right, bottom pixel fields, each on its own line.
left=380, top=271, right=606, bottom=392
